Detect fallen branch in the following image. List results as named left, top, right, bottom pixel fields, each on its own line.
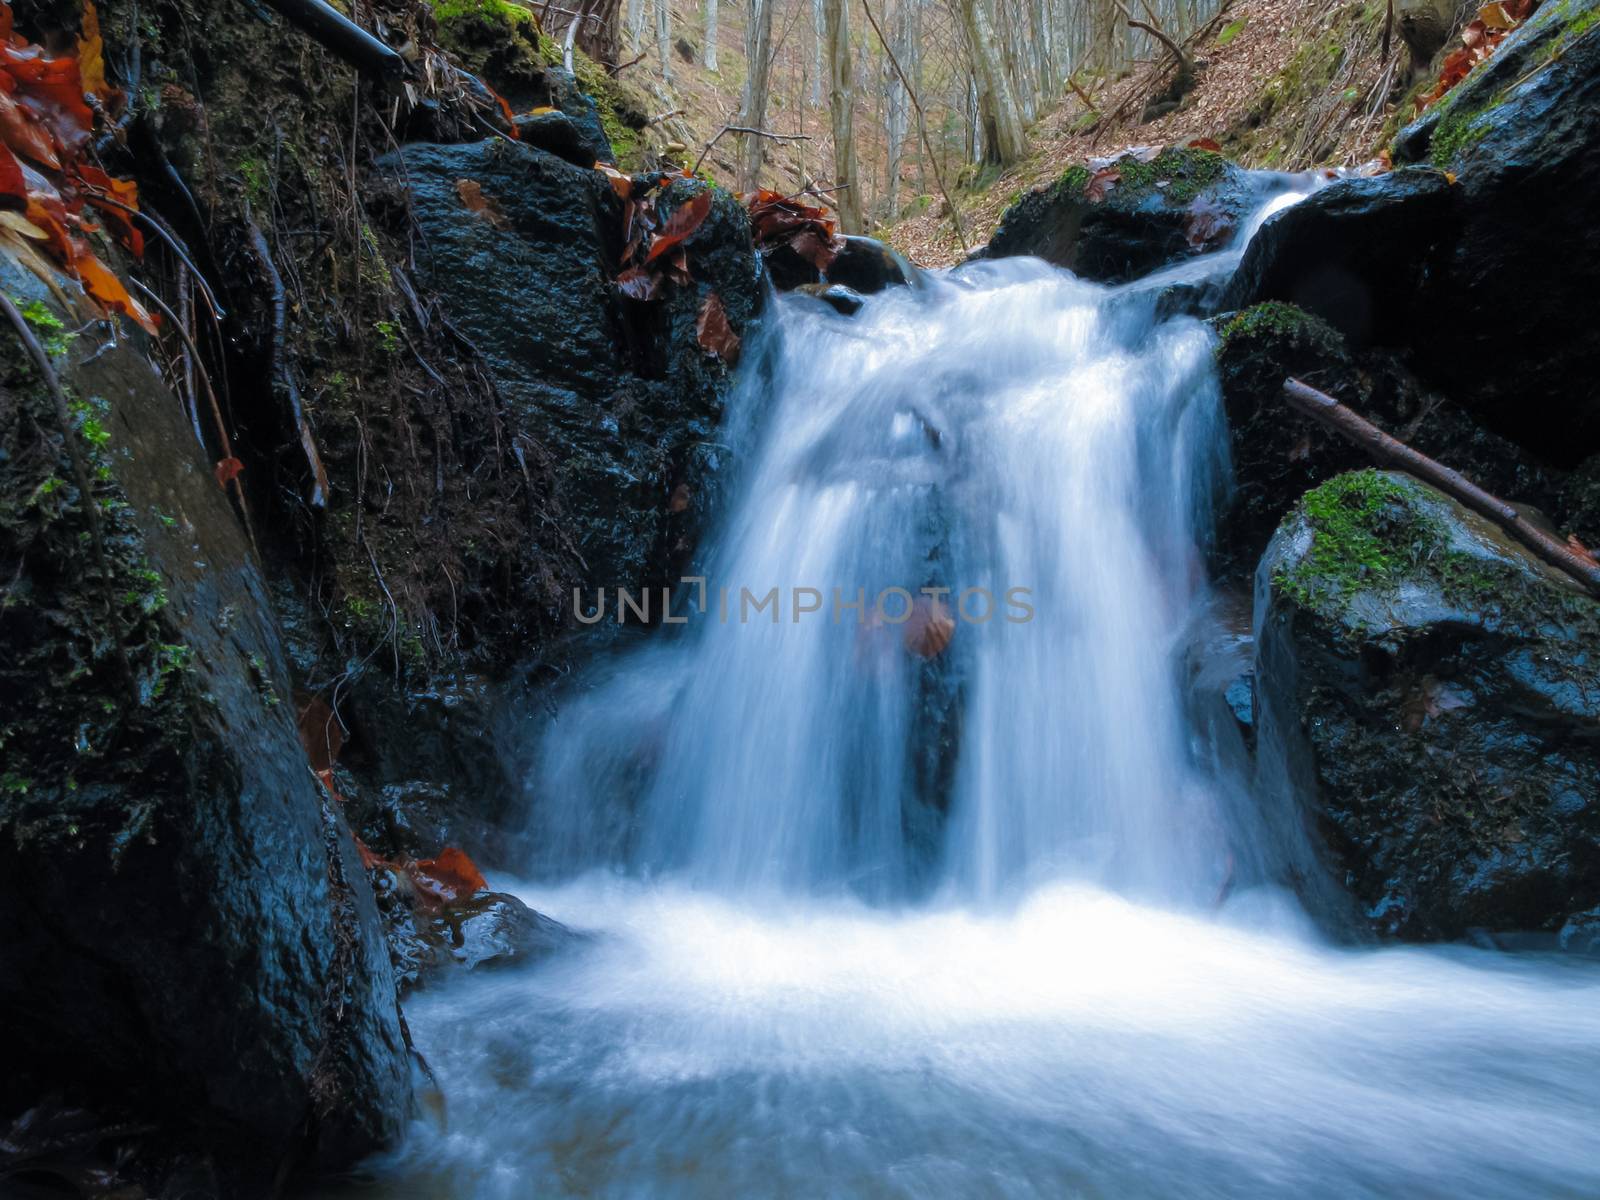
left=262, top=0, right=405, bottom=78
left=859, top=0, right=969, bottom=252
left=692, top=125, right=810, bottom=176
left=1282, top=378, right=1600, bottom=597
left=1066, top=72, right=1098, bottom=114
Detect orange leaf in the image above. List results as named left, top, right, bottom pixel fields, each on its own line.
left=455, top=178, right=509, bottom=228
left=410, top=847, right=487, bottom=905
left=73, top=246, right=158, bottom=333
left=77, top=1, right=119, bottom=111
left=1187, top=137, right=1223, bottom=152
left=0, top=88, right=62, bottom=170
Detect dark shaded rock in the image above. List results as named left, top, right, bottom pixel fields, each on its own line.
left=1210, top=301, right=1564, bottom=587
left=1396, top=0, right=1457, bottom=64
left=1560, top=906, right=1600, bottom=955
left=514, top=108, right=605, bottom=167
left=982, top=148, right=1260, bottom=282
left=0, top=269, right=409, bottom=1182
left=1222, top=168, right=1453, bottom=346
left=376, top=141, right=760, bottom=597
left=1394, top=0, right=1600, bottom=465
left=824, top=235, right=917, bottom=293
left=1254, top=469, right=1600, bottom=940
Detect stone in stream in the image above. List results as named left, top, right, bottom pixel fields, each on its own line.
left=0, top=265, right=410, bottom=1181
left=1253, top=469, right=1600, bottom=941
left=977, top=146, right=1262, bottom=282
left=824, top=235, right=919, bottom=294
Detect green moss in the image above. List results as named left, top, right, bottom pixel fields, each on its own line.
left=1109, top=148, right=1229, bottom=204
left=1276, top=470, right=1440, bottom=611
left=1216, top=16, right=1248, bottom=45
left=1219, top=300, right=1327, bottom=346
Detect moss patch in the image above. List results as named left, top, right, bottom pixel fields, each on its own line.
left=1276, top=470, right=1440, bottom=612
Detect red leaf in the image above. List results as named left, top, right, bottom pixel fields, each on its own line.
left=214, top=457, right=244, bottom=487
left=0, top=143, right=23, bottom=209
left=616, top=264, right=659, bottom=301
left=645, top=190, right=713, bottom=265
left=696, top=291, right=741, bottom=365
left=410, top=847, right=487, bottom=906
left=1187, top=137, right=1223, bottom=152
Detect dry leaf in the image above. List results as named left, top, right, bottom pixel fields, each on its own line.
left=695, top=291, right=741, bottom=365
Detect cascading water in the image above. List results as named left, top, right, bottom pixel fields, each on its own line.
left=363, top=191, right=1600, bottom=1199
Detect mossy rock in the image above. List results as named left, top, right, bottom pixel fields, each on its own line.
left=1256, top=469, right=1600, bottom=940
left=981, top=148, right=1262, bottom=282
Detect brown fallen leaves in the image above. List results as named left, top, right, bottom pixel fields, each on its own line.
left=695, top=291, right=739, bottom=364
left=1418, top=0, right=1541, bottom=113
left=745, top=188, right=845, bottom=273
left=0, top=1, right=155, bottom=331
left=455, top=178, right=509, bottom=229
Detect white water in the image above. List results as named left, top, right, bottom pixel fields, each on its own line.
left=362, top=203, right=1600, bottom=1198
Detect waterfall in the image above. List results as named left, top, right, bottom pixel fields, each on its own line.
left=532, top=259, right=1271, bottom=906
left=362, top=190, right=1600, bottom=1200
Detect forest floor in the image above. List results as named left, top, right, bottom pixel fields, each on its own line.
left=890, top=0, right=1413, bottom=264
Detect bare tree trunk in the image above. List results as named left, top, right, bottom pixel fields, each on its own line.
left=627, top=0, right=646, bottom=51
left=812, top=0, right=825, bottom=105
left=704, top=0, right=718, bottom=69
left=883, top=0, right=910, bottom=220
left=824, top=0, right=864, bottom=231
left=738, top=0, right=776, bottom=189
left=656, top=0, right=671, bottom=80
left=1091, top=0, right=1119, bottom=74
left=961, top=0, right=1028, bottom=165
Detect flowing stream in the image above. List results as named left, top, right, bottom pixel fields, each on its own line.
left=364, top=194, right=1600, bottom=1199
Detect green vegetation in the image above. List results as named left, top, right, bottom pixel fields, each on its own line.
left=1218, top=301, right=1327, bottom=345
left=19, top=300, right=71, bottom=357
left=1216, top=16, right=1248, bottom=46
left=1275, top=470, right=1438, bottom=612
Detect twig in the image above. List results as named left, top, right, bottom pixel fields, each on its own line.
left=692, top=124, right=811, bottom=176
left=1282, top=378, right=1600, bottom=597
left=858, top=0, right=969, bottom=252
left=79, top=190, right=225, bottom=319
left=261, top=0, right=404, bottom=77
left=1067, top=72, right=1098, bottom=114
left=0, top=290, right=135, bottom=693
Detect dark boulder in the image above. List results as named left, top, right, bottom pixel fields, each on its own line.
left=1221, top=168, right=1453, bottom=347
left=377, top=140, right=760, bottom=596
left=1394, top=0, right=1600, bottom=465
left=794, top=282, right=867, bottom=315
left=1210, top=301, right=1563, bottom=585
left=824, top=235, right=918, bottom=293
left=982, top=147, right=1261, bottom=282
left=514, top=108, right=606, bottom=167
left=0, top=269, right=409, bottom=1183
left=1254, top=469, right=1600, bottom=940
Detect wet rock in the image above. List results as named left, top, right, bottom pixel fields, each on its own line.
left=824, top=235, right=917, bottom=293
left=1222, top=168, right=1453, bottom=346
left=982, top=148, right=1260, bottom=282
left=376, top=141, right=760, bottom=595
left=795, top=282, right=866, bottom=315
left=514, top=108, right=604, bottom=167
left=371, top=869, right=572, bottom=991
left=1210, top=301, right=1564, bottom=587
left=1394, top=0, right=1600, bottom=464
left=1254, top=469, right=1600, bottom=940
left=0, top=268, right=409, bottom=1178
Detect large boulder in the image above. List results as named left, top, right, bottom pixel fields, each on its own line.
left=377, top=140, right=761, bottom=595
left=1222, top=168, right=1453, bottom=346
left=1254, top=469, right=1600, bottom=940
left=1395, top=0, right=1600, bottom=465
left=981, top=147, right=1263, bottom=282
left=0, top=270, right=410, bottom=1184
left=1211, top=301, right=1564, bottom=585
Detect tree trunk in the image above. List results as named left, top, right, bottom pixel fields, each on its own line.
left=704, top=0, right=719, bottom=69
left=961, top=0, right=1028, bottom=165
left=656, top=0, right=671, bottom=81
left=1090, top=0, right=1119, bottom=75
left=812, top=0, right=825, bottom=105
left=738, top=0, right=776, bottom=189
left=825, top=0, right=864, bottom=231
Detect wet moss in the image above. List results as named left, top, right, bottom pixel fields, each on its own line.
left=1275, top=470, right=1440, bottom=612
left=1218, top=300, right=1336, bottom=347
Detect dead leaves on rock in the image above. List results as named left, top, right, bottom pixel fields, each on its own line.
left=0, top=1, right=154, bottom=332
left=745, top=188, right=845, bottom=272
left=599, top=164, right=710, bottom=302
left=1418, top=0, right=1541, bottom=113
left=695, top=291, right=739, bottom=364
